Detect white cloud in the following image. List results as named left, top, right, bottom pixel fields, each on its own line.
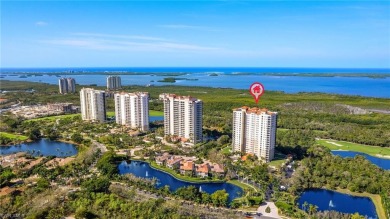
left=35, top=21, right=48, bottom=26
left=41, top=33, right=221, bottom=52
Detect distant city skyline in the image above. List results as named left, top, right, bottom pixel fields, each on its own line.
left=1, top=1, right=389, bottom=68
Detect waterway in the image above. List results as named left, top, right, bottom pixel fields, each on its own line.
left=1, top=67, right=390, bottom=98
left=298, top=189, right=377, bottom=218
left=0, top=139, right=78, bottom=157
left=118, top=160, right=243, bottom=203
left=331, top=150, right=390, bottom=170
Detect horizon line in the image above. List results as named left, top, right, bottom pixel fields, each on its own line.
left=1, top=66, right=390, bottom=70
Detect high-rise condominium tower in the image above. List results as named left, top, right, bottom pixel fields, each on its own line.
left=114, top=92, right=149, bottom=131
left=232, top=107, right=277, bottom=162
left=80, top=88, right=106, bottom=122
left=159, top=94, right=203, bottom=144
left=59, top=78, right=76, bottom=94
left=107, top=76, right=121, bottom=90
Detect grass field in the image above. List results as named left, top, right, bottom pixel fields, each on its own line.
left=317, top=139, right=390, bottom=158
left=0, top=132, right=29, bottom=141
left=227, top=180, right=256, bottom=191
left=149, top=110, right=164, bottom=116
left=221, top=146, right=231, bottom=155
left=335, top=188, right=386, bottom=219
left=28, top=113, right=80, bottom=122
left=268, top=152, right=288, bottom=167
left=107, top=111, right=115, bottom=117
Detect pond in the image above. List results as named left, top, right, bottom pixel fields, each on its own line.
left=0, top=139, right=78, bottom=157
left=150, top=116, right=164, bottom=122
left=331, top=150, right=390, bottom=170
left=118, top=160, right=243, bottom=203
left=298, top=189, right=377, bottom=219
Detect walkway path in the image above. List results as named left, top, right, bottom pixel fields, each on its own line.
left=257, top=202, right=281, bottom=219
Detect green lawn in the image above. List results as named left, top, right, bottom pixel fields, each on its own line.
left=0, top=132, right=29, bottom=141
left=227, top=180, right=255, bottom=191
left=317, top=139, right=390, bottom=158
left=149, top=110, right=164, bottom=116
left=28, top=113, right=80, bottom=122
left=221, top=146, right=231, bottom=155
left=269, top=153, right=287, bottom=167
left=107, top=111, right=115, bottom=117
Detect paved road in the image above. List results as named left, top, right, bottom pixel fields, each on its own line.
left=92, top=140, right=107, bottom=153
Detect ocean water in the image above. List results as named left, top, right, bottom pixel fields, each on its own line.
left=1, top=67, right=389, bottom=98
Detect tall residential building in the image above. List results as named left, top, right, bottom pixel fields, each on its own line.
left=114, top=92, right=149, bottom=131
left=159, top=93, right=203, bottom=144
left=107, top=76, right=122, bottom=90
left=80, top=88, right=106, bottom=122
left=59, top=78, right=76, bottom=94
left=232, top=107, right=277, bottom=162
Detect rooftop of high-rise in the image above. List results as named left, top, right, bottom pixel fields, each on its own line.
left=159, top=93, right=201, bottom=102
left=233, top=106, right=277, bottom=115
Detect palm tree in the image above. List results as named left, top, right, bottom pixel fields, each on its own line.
left=308, top=204, right=318, bottom=216
left=302, top=201, right=309, bottom=212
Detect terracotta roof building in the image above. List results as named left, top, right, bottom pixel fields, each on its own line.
left=232, top=106, right=277, bottom=162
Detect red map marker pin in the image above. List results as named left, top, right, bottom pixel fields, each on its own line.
left=249, top=82, right=265, bottom=104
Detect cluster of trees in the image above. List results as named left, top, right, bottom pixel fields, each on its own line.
left=276, top=129, right=316, bottom=159
left=0, top=135, right=16, bottom=145
left=291, top=146, right=390, bottom=195
left=0, top=166, right=15, bottom=187
left=174, top=186, right=229, bottom=207
left=96, top=151, right=124, bottom=177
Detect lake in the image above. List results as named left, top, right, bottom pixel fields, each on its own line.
left=118, top=160, right=243, bottom=203
left=1, top=67, right=390, bottom=98
left=150, top=116, right=164, bottom=122
left=0, top=139, right=78, bottom=157
left=331, top=150, right=390, bottom=170
left=298, top=189, right=377, bottom=219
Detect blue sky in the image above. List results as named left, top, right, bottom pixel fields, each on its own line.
left=1, top=1, right=389, bottom=68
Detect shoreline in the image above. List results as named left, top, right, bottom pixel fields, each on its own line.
left=318, top=138, right=390, bottom=159
left=128, top=159, right=226, bottom=184
left=123, top=159, right=246, bottom=202
left=1, top=78, right=390, bottom=99
left=1, top=71, right=390, bottom=78
left=331, top=149, right=390, bottom=160
left=334, top=188, right=386, bottom=219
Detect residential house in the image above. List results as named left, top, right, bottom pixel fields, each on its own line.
left=195, top=163, right=210, bottom=178
left=166, top=156, right=182, bottom=170
left=211, top=163, right=225, bottom=178
left=180, top=160, right=195, bottom=176
left=155, top=153, right=170, bottom=166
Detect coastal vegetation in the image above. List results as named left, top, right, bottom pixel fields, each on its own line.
left=157, top=77, right=199, bottom=83
left=261, top=72, right=390, bottom=78
left=2, top=71, right=389, bottom=78
left=0, top=80, right=389, bottom=218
